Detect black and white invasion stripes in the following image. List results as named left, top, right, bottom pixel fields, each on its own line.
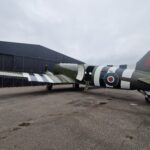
left=0, top=70, right=75, bottom=84
left=22, top=72, right=75, bottom=84
left=22, top=73, right=54, bottom=83
left=93, top=65, right=135, bottom=89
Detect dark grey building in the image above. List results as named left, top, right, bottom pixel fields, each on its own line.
left=0, top=41, right=83, bottom=87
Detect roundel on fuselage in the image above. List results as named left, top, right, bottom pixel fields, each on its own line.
left=104, top=73, right=119, bottom=86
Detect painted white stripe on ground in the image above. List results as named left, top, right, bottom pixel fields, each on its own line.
left=34, top=74, right=44, bottom=82
left=94, top=66, right=104, bottom=86
left=121, top=81, right=130, bottom=89
left=23, top=73, right=31, bottom=81
left=43, top=74, right=54, bottom=83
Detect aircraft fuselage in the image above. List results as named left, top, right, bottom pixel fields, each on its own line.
left=55, top=64, right=150, bottom=91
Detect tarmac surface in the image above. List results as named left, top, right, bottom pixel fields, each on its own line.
left=0, top=85, right=150, bottom=150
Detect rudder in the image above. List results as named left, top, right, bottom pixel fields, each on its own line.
left=136, top=51, right=150, bottom=72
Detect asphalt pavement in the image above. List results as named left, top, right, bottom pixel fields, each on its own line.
left=0, top=85, right=150, bottom=150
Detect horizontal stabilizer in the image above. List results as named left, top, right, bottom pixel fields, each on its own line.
left=138, top=78, right=150, bottom=85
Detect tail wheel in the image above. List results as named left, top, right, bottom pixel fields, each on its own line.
left=145, top=95, right=150, bottom=103
left=138, top=90, right=150, bottom=103
left=46, top=84, right=53, bottom=91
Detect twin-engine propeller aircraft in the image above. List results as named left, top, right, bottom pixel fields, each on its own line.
left=0, top=51, right=150, bottom=102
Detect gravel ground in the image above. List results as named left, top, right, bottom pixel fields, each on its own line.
left=0, top=85, right=150, bottom=150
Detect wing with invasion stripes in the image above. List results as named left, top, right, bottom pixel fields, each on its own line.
left=0, top=70, right=75, bottom=84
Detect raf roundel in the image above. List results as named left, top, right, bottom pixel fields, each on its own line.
left=104, top=73, right=119, bottom=86
left=107, top=76, right=115, bottom=84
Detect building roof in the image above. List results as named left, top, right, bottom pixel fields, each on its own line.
left=0, top=41, right=82, bottom=63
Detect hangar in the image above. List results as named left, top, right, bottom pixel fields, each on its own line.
left=0, top=41, right=83, bottom=87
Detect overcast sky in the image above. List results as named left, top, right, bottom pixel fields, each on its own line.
left=0, top=0, right=150, bottom=65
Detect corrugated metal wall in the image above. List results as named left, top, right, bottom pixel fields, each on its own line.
left=0, top=42, right=83, bottom=87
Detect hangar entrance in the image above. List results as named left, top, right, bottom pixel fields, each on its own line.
left=0, top=54, right=14, bottom=71
left=0, top=41, right=83, bottom=87
left=0, top=54, right=14, bottom=87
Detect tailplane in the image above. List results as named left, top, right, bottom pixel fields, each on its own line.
left=136, top=51, right=150, bottom=73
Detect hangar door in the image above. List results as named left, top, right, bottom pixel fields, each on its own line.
left=0, top=54, right=14, bottom=87
left=0, top=54, right=14, bottom=71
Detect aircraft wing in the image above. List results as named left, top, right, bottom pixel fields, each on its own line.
left=138, top=78, right=150, bottom=85
left=0, top=70, right=75, bottom=84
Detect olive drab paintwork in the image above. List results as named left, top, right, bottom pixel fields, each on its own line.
left=0, top=51, right=150, bottom=102
left=55, top=51, right=150, bottom=102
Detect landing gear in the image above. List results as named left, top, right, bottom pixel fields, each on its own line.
left=46, top=84, right=53, bottom=91
left=84, top=81, right=90, bottom=91
left=138, top=90, right=150, bottom=103
left=73, top=83, right=80, bottom=90
left=145, top=95, right=150, bottom=103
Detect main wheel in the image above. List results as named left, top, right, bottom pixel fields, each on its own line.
left=46, top=84, right=53, bottom=91
left=145, top=96, right=150, bottom=103
left=73, top=83, right=80, bottom=90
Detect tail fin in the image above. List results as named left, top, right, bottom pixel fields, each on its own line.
left=136, top=51, right=150, bottom=72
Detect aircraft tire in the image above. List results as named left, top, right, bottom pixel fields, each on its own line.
left=46, top=84, right=53, bottom=91
left=145, top=97, right=150, bottom=103
left=73, top=83, right=80, bottom=89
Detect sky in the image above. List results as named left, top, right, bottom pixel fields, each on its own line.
left=0, top=0, right=150, bottom=65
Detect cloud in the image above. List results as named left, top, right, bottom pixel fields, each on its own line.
left=0, top=0, right=150, bottom=65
